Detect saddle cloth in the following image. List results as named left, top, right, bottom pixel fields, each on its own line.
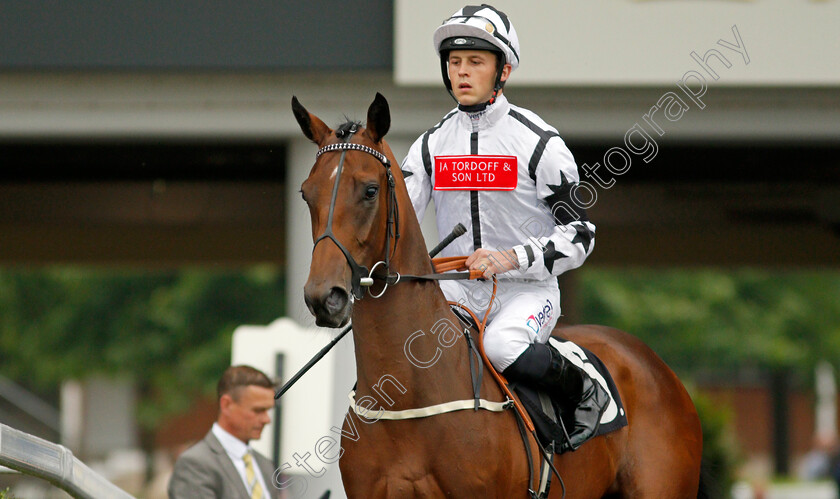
left=511, top=337, right=628, bottom=454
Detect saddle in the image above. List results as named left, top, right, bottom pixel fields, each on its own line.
left=511, top=337, right=628, bottom=453
left=437, top=259, right=625, bottom=497
left=451, top=307, right=628, bottom=453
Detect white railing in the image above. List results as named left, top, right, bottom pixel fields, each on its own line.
left=0, top=422, right=134, bottom=499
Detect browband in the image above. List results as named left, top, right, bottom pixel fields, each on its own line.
left=316, top=142, right=390, bottom=166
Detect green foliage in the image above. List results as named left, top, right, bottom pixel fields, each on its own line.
left=692, top=389, right=741, bottom=498
left=579, top=268, right=840, bottom=375
left=0, top=265, right=285, bottom=430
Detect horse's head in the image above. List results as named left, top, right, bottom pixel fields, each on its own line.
left=293, top=93, right=395, bottom=327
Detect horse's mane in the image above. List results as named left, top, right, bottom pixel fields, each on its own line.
left=335, top=119, right=363, bottom=139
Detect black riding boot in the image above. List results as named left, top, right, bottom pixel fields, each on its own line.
left=503, top=342, right=610, bottom=451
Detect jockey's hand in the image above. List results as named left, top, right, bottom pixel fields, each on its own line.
left=465, top=248, right=519, bottom=280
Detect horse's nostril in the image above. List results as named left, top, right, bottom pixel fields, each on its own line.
left=325, top=287, right=349, bottom=315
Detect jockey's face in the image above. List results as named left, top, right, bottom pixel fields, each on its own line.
left=447, top=49, right=511, bottom=107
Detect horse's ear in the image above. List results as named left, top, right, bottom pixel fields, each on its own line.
left=365, top=92, right=390, bottom=143
left=292, top=96, right=332, bottom=145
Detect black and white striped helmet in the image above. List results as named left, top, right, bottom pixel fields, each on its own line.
left=433, top=4, right=520, bottom=71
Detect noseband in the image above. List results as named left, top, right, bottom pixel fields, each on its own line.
left=312, top=125, right=400, bottom=300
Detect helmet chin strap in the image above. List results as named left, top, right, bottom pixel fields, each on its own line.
left=455, top=84, right=503, bottom=113
left=458, top=100, right=490, bottom=113
left=457, top=93, right=496, bottom=112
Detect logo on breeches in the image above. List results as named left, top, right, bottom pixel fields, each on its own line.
left=526, top=299, right=554, bottom=335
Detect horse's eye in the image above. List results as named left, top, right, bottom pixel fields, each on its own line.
left=364, top=185, right=379, bottom=200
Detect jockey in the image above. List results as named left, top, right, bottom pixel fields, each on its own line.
left=402, top=4, right=609, bottom=450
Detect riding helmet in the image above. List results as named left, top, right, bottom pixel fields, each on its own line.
left=433, top=4, right=520, bottom=102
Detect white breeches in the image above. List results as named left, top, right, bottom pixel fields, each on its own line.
left=440, top=278, right=561, bottom=371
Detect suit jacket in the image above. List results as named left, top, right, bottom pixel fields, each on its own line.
left=168, top=431, right=283, bottom=499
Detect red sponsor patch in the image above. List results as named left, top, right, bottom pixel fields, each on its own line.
left=434, top=155, right=518, bottom=191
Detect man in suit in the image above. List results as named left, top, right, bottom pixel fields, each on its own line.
left=169, top=365, right=285, bottom=498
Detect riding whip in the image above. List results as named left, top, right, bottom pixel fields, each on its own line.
left=428, top=223, right=466, bottom=258
left=274, top=323, right=352, bottom=399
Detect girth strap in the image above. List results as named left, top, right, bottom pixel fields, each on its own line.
left=462, top=328, right=484, bottom=410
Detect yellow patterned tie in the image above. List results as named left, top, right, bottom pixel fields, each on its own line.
left=242, top=452, right=264, bottom=499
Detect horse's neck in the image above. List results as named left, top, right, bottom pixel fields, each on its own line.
left=351, top=281, right=474, bottom=409
left=350, top=201, right=475, bottom=408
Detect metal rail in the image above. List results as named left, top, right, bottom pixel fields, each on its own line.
left=0, top=422, right=134, bottom=499
left=0, top=375, right=60, bottom=432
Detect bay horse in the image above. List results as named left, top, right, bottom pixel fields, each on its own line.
left=293, top=93, right=703, bottom=498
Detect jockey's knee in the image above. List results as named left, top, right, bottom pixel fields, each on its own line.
left=483, top=329, right=530, bottom=372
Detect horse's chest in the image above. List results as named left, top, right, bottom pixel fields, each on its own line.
left=346, top=470, right=472, bottom=498
left=339, top=431, right=462, bottom=497
left=338, top=413, right=524, bottom=497
left=340, top=437, right=506, bottom=498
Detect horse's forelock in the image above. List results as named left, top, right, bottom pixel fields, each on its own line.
left=334, top=120, right=364, bottom=139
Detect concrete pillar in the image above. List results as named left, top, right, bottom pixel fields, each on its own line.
left=283, top=136, right=358, bottom=499
left=61, top=377, right=137, bottom=460
left=815, top=361, right=837, bottom=442
left=60, top=380, right=84, bottom=452
left=285, top=136, right=319, bottom=326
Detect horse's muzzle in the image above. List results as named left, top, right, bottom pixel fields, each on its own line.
left=304, top=285, right=351, bottom=328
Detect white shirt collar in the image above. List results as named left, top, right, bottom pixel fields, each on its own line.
left=212, top=422, right=250, bottom=459
left=458, top=93, right=510, bottom=131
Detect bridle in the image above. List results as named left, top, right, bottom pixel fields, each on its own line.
left=312, top=125, right=400, bottom=300
left=311, top=126, right=483, bottom=301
